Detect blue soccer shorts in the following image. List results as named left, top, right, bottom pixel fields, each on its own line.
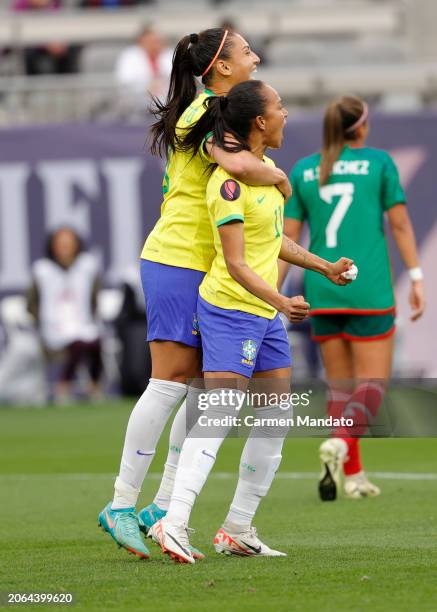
left=141, top=259, right=205, bottom=348
left=197, top=295, right=292, bottom=377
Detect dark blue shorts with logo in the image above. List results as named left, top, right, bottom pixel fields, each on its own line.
left=141, top=259, right=204, bottom=348
left=197, top=295, right=292, bottom=377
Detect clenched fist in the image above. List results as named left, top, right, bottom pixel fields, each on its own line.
left=278, top=294, right=310, bottom=322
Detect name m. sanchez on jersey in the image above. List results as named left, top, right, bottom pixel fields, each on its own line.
left=303, top=160, right=370, bottom=182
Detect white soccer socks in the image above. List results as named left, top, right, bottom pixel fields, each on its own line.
left=224, top=405, right=287, bottom=529
left=165, top=389, right=245, bottom=525
left=153, top=386, right=205, bottom=511
left=112, top=378, right=187, bottom=510
left=113, top=477, right=140, bottom=510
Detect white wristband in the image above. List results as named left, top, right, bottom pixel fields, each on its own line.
left=409, top=267, right=424, bottom=281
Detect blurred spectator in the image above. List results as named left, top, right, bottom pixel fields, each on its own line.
left=114, top=25, right=172, bottom=102
left=12, top=0, right=60, bottom=9
left=79, top=0, right=154, bottom=6
left=27, top=227, right=103, bottom=403
left=12, top=0, right=80, bottom=75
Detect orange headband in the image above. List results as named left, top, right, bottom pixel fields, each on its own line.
left=201, top=30, right=229, bottom=78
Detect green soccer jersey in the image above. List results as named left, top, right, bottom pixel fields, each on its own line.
left=284, top=145, right=406, bottom=313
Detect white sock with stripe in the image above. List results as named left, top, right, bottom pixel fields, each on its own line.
left=112, top=378, right=187, bottom=510
left=224, top=405, right=288, bottom=530
left=165, top=389, right=244, bottom=525
left=153, top=387, right=204, bottom=511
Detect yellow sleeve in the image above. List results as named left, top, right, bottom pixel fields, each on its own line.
left=198, top=131, right=214, bottom=164
left=209, top=177, right=246, bottom=227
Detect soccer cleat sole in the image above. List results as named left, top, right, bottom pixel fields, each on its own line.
left=124, top=545, right=149, bottom=560
left=215, top=545, right=252, bottom=557
left=318, top=463, right=337, bottom=501
left=214, top=542, right=286, bottom=558
left=190, top=549, right=205, bottom=560
left=158, top=542, right=194, bottom=564
left=169, top=550, right=192, bottom=564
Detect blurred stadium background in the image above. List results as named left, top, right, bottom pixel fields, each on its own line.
left=0, top=0, right=436, bottom=404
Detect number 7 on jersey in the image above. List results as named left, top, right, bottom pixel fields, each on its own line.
left=319, top=182, right=355, bottom=248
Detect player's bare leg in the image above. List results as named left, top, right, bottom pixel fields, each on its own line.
left=351, top=335, right=394, bottom=380
left=320, top=337, right=354, bottom=381
left=150, top=341, right=202, bottom=383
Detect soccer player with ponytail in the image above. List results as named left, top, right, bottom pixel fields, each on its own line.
left=148, top=81, right=354, bottom=563
left=281, top=95, right=425, bottom=501
left=98, top=28, right=292, bottom=559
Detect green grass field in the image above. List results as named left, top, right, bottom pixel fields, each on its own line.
left=1, top=401, right=436, bottom=611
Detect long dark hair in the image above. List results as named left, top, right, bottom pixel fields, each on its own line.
left=176, top=80, right=267, bottom=158
left=320, top=95, right=367, bottom=185
left=149, top=27, right=235, bottom=157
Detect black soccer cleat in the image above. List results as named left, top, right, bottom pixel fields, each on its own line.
left=318, top=464, right=337, bottom=501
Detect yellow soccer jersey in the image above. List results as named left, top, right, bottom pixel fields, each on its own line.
left=141, top=89, right=215, bottom=272
left=199, top=159, right=284, bottom=319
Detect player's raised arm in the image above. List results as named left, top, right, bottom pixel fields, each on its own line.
left=279, top=235, right=354, bottom=286
left=387, top=204, right=425, bottom=321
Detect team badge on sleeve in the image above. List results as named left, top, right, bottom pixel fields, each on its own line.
left=241, top=339, right=257, bottom=366
left=220, top=179, right=241, bottom=201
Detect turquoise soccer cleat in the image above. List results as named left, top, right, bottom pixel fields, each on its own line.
left=138, top=503, right=205, bottom=560
left=138, top=503, right=167, bottom=532
left=98, top=502, right=150, bottom=559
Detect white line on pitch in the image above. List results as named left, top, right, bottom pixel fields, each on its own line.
left=0, top=471, right=436, bottom=481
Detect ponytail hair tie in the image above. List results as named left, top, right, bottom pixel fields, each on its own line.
left=219, top=96, right=228, bottom=111
left=189, top=33, right=199, bottom=44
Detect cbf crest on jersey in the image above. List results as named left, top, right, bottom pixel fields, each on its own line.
left=241, top=339, right=257, bottom=366
left=220, top=179, right=241, bottom=201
